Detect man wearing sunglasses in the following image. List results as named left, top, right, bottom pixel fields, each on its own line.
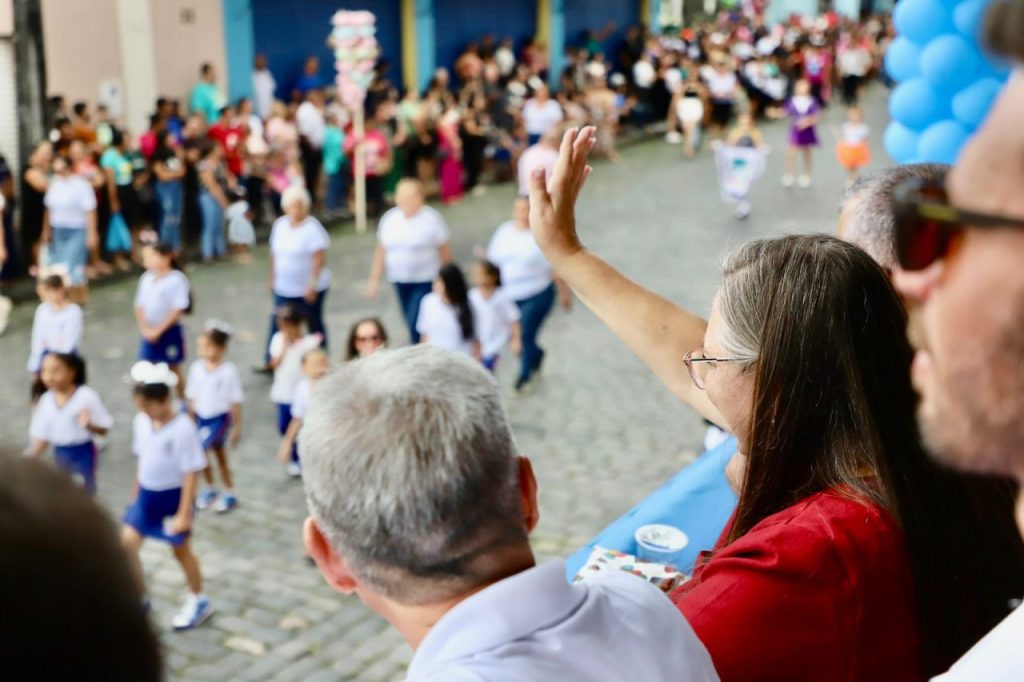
left=891, top=3, right=1024, bottom=680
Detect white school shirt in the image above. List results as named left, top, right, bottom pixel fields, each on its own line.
left=705, top=70, right=738, bottom=100
left=135, top=270, right=190, bottom=327
left=131, top=412, right=207, bottom=491
left=185, top=360, right=244, bottom=419
left=378, top=206, right=450, bottom=283
left=469, top=288, right=520, bottom=358
left=932, top=603, right=1024, bottom=681
left=296, top=101, right=326, bottom=148
left=269, top=216, right=331, bottom=297
left=486, top=221, right=553, bottom=301
left=407, top=560, right=720, bottom=682
left=289, top=377, right=312, bottom=420
left=27, top=302, right=83, bottom=372
left=269, top=332, right=322, bottom=404
left=44, top=174, right=97, bottom=229
left=842, top=122, right=870, bottom=144
left=252, top=68, right=277, bottom=120
left=416, top=292, right=474, bottom=356
left=522, top=98, right=564, bottom=136
left=30, top=386, right=113, bottom=446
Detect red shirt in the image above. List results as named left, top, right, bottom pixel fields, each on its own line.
left=208, top=123, right=244, bottom=177
left=671, top=489, right=924, bottom=682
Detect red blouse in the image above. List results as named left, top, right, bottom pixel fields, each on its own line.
left=671, top=489, right=924, bottom=682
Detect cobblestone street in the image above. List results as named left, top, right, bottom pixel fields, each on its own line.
left=0, top=92, right=888, bottom=681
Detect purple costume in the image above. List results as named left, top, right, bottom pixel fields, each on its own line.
left=786, top=97, right=820, bottom=147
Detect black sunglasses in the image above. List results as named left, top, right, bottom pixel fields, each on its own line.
left=893, top=176, right=1024, bottom=271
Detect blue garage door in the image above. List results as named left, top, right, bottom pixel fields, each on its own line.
left=564, top=0, right=639, bottom=65
left=433, top=0, right=537, bottom=79
left=252, top=0, right=401, bottom=99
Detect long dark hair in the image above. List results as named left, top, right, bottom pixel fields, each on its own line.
left=439, top=264, right=474, bottom=341
left=720, top=235, right=1024, bottom=676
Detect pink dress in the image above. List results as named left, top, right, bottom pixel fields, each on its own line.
left=439, top=125, right=464, bottom=204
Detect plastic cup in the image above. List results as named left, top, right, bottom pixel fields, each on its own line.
left=635, top=524, right=689, bottom=568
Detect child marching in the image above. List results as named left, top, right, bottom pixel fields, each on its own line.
left=121, top=361, right=212, bottom=631
left=135, top=242, right=190, bottom=399
left=469, top=260, right=522, bottom=372
left=276, top=348, right=329, bottom=472
left=268, top=304, right=323, bottom=478
left=186, top=320, right=244, bottom=513
left=28, top=273, right=83, bottom=387
left=28, top=353, right=112, bottom=494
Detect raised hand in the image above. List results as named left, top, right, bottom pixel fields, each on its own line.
left=528, top=126, right=597, bottom=266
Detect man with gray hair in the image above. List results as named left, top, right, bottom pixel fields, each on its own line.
left=300, top=346, right=719, bottom=681
left=837, top=163, right=949, bottom=270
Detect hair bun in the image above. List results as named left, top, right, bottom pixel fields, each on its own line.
left=130, top=361, right=179, bottom=388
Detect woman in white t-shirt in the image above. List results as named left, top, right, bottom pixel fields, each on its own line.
left=523, top=83, right=565, bottom=145
left=41, top=154, right=98, bottom=303
left=365, top=179, right=452, bottom=342
left=487, top=197, right=571, bottom=391
left=262, top=186, right=331, bottom=366
left=417, top=263, right=478, bottom=357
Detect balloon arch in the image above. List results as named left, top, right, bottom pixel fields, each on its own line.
left=884, top=0, right=1010, bottom=163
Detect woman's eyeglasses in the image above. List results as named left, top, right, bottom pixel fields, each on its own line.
left=683, top=349, right=739, bottom=390
left=893, top=176, right=1024, bottom=271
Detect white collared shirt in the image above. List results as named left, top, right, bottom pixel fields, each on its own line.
left=932, top=602, right=1024, bottom=682
left=135, top=270, right=190, bottom=327
left=416, top=292, right=475, bottom=356
left=469, top=287, right=520, bottom=358
left=132, top=412, right=207, bottom=491
left=407, top=560, right=720, bottom=681
left=30, top=386, right=113, bottom=446
left=27, top=302, right=83, bottom=372
left=486, top=221, right=553, bottom=302
left=185, top=360, right=244, bottom=419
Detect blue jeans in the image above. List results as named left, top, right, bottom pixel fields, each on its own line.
left=515, top=283, right=556, bottom=384
left=263, top=290, right=329, bottom=363
left=394, top=281, right=433, bottom=343
left=155, top=180, right=183, bottom=250
left=199, top=190, right=225, bottom=260
left=50, top=227, right=88, bottom=285
left=325, top=170, right=348, bottom=212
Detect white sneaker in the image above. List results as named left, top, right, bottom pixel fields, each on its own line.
left=665, top=131, right=683, bottom=144
left=172, top=594, right=213, bottom=631
left=798, top=175, right=811, bottom=188
left=735, top=201, right=752, bottom=219
left=781, top=174, right=794, bottom=187
left=0, top=295, right=12, bottom=336
left=286, top=462, right=302, bottom=478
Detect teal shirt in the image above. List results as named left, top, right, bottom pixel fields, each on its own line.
left=100, top=148, right=132, bottom=186
left=189, top=81, right=225, bottom=124
left=322, top=125, right=346, bottom=175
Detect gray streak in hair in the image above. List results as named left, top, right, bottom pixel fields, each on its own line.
left=300, top=346, right=524, bottom=604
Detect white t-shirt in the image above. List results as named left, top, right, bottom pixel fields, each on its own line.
left=185, top=360, right=244, bottom=419
left=132, top=412, right=207, bottom=491
left=252, top=68, right=277, bottom=120
left=839, top=47, right=872, bottom=77
left=407, top=560, right=720, bottom=682
left=522, top=99, right=564, bottom=136
left=290, top=377, right=312, bottom=420
left=135, top=270, right=190, bottom=327
left=44, top=175, right=97, bottom=229
left=842, top=122, right=870, bottom=144
left=486, top=221, right=553, bottom=301
left=269, top=332, right=322, bottom=404
left=296, top=101, right=326, bottom=148
left=378, top=206, right=450, bottom=283
left=27, top=302, right=83, bottom=372
left=932, top=603, right=1024, bottom=682
left=417, top=292, right=475, bottom=355
left=270, top=216, right=331, bottom=297
left=30, top=386, right=113, bottom=446
left=705, top=70, right=738, bottom=100
left=469, top=288, right=521, bottom=358
left=633, top=59, right=657, bottom=88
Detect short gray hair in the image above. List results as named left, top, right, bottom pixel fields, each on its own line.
left=839, top=163, right=949, bottom=269
left=300, top=346, right=524, bottom=604
left=281, top=185, right=312, bottom=211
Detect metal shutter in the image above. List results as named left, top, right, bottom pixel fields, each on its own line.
left=0, top=38, right=18, bottom=174
left=433, top=0, right=537, bottom=74
left=251, top=0, right=402, bottom=100
left=564, top=0, right=639, bottom=62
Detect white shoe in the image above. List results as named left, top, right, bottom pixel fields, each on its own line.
left=781, top=174, right=794, bottom=187
left=286, top=462, right=302, bottom=478
left=665, top=131, right=683, bottom=144
left=0, top=295, right=11, bottom=336
left=735, top=202, right=752, bottom=219
left=172, top=594, right=213, bottom=631
left=798, top=175, right=811, bottom=188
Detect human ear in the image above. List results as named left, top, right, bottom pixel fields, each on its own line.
left=518, top=457, right=540, bottom=534
left=304, top=517, right=358, bottom=594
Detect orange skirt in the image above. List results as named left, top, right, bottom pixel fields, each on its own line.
left=836, top=141, right=870, bottom=169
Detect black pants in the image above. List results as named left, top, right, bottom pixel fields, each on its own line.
left=841, top=75, right=861, bottom=106
left=300, top=142, right=323, bottom=205
left=245, top=175, right=266, bottom=228
left=461, top=132, right=487, bottom=190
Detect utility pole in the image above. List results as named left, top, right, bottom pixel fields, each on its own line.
left=13, top=0, right=47, bottom=173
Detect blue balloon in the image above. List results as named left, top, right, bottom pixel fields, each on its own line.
left=885, top=36, right=922, bottom=81
left=952, top=77, right=1004, bottom=127
left=953, top=0, right=989, bottom=40
left=894, top=0, right=956, bottom=44
left=918, top=120, right=971, bottom=164
left=921, top=34, right=980, bottom=92
left=884, top=121, right=921, bottom=163
left=890, top=78, right=942, bottom=130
